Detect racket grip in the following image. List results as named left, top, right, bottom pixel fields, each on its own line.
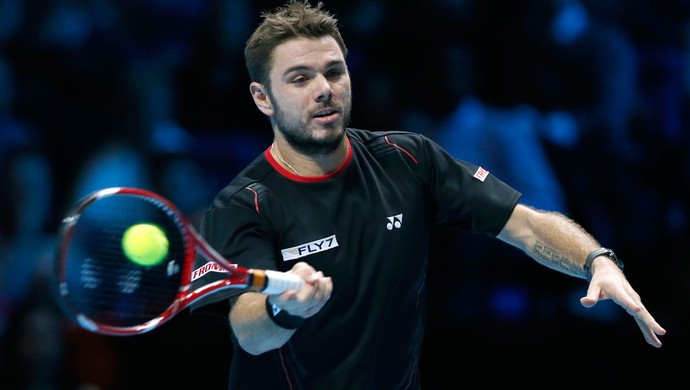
left=262, top=270, right=305, bottom=295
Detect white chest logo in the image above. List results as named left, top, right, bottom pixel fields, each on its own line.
left=281, top=235, right=339, bottom=261
left=386, top=214, right=403, bottom=230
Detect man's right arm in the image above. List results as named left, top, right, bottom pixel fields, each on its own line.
left=229, top=262, right=333, bottom=355
left=230, top=292, right=298, bottom=355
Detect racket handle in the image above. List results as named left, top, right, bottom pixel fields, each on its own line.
left=262, top=270, right=306, bottom=295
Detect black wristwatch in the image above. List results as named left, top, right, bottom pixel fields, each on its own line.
left=583, top=248, right=624, bottom=281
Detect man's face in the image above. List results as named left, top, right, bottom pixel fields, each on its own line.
left=266, top=35, right=352, bottom=155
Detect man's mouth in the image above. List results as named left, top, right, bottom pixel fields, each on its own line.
left=314, top=108, right=338, bottom=118
left=313, top=108, right=339, bottom=123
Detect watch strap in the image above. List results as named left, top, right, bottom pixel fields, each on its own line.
left=584, top=248, right=624, bottom=281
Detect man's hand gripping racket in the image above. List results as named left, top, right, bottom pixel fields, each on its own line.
left=55, top=187, right=304, bottom=336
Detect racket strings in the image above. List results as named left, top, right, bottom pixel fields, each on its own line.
left=61, top=194, right=188, bottom=328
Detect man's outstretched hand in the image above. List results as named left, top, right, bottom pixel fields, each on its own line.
left=580, top=260, right=666, bottom=348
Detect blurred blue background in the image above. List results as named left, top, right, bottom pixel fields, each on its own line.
left=0, top=0, right=688, bottom=388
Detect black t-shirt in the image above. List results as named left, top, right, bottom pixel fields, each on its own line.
left=191, top=128, right=521, bottom=389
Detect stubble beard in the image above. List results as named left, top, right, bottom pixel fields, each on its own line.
left=273, top=100, right=352, bottom=156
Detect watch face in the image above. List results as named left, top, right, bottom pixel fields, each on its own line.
left=603, top=250, right=623, bottom=270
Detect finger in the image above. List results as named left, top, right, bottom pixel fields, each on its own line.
left=291, top=262, right=317, bottom=277
left=272, top=289, right=299, bottom=302
left=301, top=275, right=330, bottom=301
left=634, top=316, right=663, bottom=348
left=314, top=277, right=333, bottom=301
left=580, top=283, right=602, bottom=308
left=579, top=297, right=595, bottom=308
left=293, top=275, right=328, bottom=302
left=306, top=271, right=325, bottom=284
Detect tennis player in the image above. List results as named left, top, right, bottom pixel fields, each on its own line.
left=190, top=1, right=665, bottom=388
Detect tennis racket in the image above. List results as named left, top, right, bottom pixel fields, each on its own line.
left=56, top=187, right=304, bottom=336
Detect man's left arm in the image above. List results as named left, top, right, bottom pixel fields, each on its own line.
left=496, top=204, right=666, bottom=348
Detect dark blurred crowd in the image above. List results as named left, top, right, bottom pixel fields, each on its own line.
left=1, top=0, right=689, bottom=388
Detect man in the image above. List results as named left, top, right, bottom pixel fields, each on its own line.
left=190, top=1, right=665, bottom=388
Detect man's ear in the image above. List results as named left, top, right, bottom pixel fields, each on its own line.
left=250, top=82, right=273, bottom=116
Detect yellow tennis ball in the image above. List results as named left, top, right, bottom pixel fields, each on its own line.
left=121, top=223, right=169, bottom=266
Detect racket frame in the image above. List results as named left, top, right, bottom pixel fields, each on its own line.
left=56, top=187, right=303, bottom=336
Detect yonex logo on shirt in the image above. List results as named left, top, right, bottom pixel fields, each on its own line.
left=281, top=235, right=339, bottom=261
left=386, top=214, right=403, bottom=230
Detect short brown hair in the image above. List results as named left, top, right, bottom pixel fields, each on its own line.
left=244, top=0, right=348, bottom=88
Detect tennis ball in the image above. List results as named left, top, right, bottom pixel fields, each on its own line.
left=121, top=223, right=169, bottom=266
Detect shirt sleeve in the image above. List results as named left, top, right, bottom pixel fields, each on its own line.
left=419, top=133, right=523, bottom=235
left=189, top=184, right=280, bottom=313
